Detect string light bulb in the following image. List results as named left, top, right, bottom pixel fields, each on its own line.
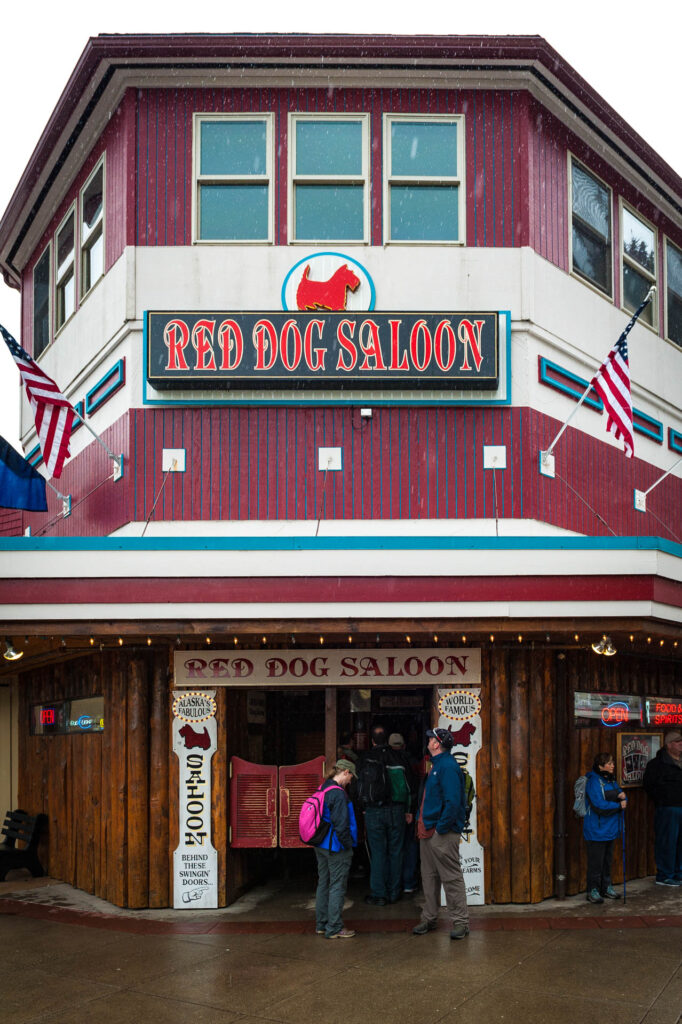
left=461, top=635, right=467, bottom=643
left=118, top=637, right=123, bottom=646
left=489, top=634, right=495, bottom=643
left=147, top=637, right=152, bottom=646
left=433, top=634, right=438, bottom=643
left=89, top=637, right=95, bottom=646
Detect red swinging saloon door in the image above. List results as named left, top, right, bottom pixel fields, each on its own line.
left=229, top=756, right=277, bottom=848
left=279, top=756, right=326, bottom=848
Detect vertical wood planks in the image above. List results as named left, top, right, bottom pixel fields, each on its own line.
left=149, top=653, right=170, bottom=907
left=126, top=656, right=150, bottom=908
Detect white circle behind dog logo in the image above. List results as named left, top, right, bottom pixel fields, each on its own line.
left=281, top=252, right=375, bottom=311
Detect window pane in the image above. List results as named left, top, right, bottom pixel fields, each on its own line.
left=199, top=184, right=269, bottom=240
left=572, top=164, right=609, bottom=241
left=623, top=208, right=655, bottom=274
left=623, top=263, right=653, bottom=324
left=390, top=185, right=459, bottom=241
left=295, top=184, right=364, bottom=240
left=667, top=242, right=682, bottom=345
left=58, top=271, right=75, bottom=328
left=82, top=166, right=103, bottom=236
left=391, top=122, right=458, bottom=177
left=200, top=121, right=267, bottom=176
left=83, top=231, right=104, bottom=294
left=33, top=250, right=50, bottom=358
left=572, top=225, right=611, bottom=294
left=57, top=213, right=74, bottom=275
left=296, top=121, right=362, bottom=176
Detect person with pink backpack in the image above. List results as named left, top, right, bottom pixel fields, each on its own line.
left=300, top=759, right=358, bottom=939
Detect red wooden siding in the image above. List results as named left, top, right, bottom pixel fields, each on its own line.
left=134, top=87, right=525, bottom=249
left=20, top=403, right=681, bottom=541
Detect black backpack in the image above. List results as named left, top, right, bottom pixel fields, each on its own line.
left=357, top=749, right=391, bottom=807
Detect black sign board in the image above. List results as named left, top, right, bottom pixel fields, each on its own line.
left=146, top=311, right=499, bottom=390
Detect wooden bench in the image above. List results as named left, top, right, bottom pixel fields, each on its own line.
left=0, top=809, right=47, bottom=880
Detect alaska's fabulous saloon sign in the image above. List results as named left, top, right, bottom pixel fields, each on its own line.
left=146, top=311, right=499, bottom=390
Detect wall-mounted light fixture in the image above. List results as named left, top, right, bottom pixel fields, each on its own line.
left=591, top=635, right=616, bottom=657
left=2, top=638, right=23, bottom=661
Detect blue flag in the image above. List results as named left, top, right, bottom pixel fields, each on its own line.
left=0, top=434, right=48, bottom=511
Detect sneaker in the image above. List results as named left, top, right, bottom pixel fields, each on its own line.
left=656, top=878, right=682, bottom=886
left=403, top=887, right=417, bottom=894
left=586, top=889, right=604, bottom=904
left=327, top=928, right=355, bottom=939
left=364, top=895, right=387, bottom=906
left=601, top=886, right=621, bottom=900
left=412, top=920, right=437, bottom=935
left=316, top=928, right=326, bottom=935
left=450, top=924, right=470, bottom=940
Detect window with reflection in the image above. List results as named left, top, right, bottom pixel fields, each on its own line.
left=385, top=116, right=464, bottom=242
left=81, top=161, right=104, bottom=298
left=33, top=246, right=51, bottom=358
left=666, top=239, right=682, bottom=347
left=195, top=115, right=272, bottom=241
left=290, top=115, right=368, bottom=242
left=622, top=206, right=657, bottom=326
left=55, top=209, right=75, bottom=331
left=570, top=160, right=612, bottom=295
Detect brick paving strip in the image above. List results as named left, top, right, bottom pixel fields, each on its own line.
left=1, top=896, right=681, bottom=935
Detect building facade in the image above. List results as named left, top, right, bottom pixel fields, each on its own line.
left=0, top=34, right=681, bottom=909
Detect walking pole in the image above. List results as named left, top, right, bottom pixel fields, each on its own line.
left=621, top=809, right=627, bottom=905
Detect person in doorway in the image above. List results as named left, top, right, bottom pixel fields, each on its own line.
left=313, top=759, right=358, bottom=939
left=388, top=732, right=419, bottom=893
left=358, top=724, right=406, bottom=905
left=337, top=731, right=358, bottom=764
left=583, top=752, right=627, bottom=904
left=412, top=727, right=469, bottom=940
left=643, top=730, right=682, bottom=886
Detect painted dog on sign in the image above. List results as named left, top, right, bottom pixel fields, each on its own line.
left=296, top=263, right=361, bottom=311
left=449, top=721, right=476, bottom=747
left=179, top=723, right=211, bottom=750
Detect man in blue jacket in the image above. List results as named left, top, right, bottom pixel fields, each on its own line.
left=412, top=727, right=469, bottom=940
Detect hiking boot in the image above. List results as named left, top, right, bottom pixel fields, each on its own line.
left=450, top=924, right=469, bottom=940
left=364, top=895, right=387, bottom=906
left=601, top=886, right=621, bottom=900
left=586, top=888, right=604, bottom=904
left=412, top=920, right=437, bottom=935
left=327, top=928, right=355, bottom=939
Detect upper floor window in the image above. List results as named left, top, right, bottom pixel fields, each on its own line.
left=289, top=114, right=369, bottom=242
left=194, top=114, right=273, bottom=242
left=621, top=204, right=657, bottom=326
left=33, top=245, right=51, bottom=359
left=55, top=207, right=76, bottom=332
left=570, top=159, right=612, bottom=296
left=666, top=238, right=682, bottom=347
left=384, top=115, right=464, bottom=243
left=80, top=160, right=104, bottom=298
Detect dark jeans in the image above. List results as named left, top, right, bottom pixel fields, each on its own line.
left=315, top=847, right=352, bottom=937
left=364, top=804, right=405, bottom=900
left=654, top=806, right=682, bottom=881
left=402, top=819, right=419, bottom=890
left=585, top=839, right=614, bottom=894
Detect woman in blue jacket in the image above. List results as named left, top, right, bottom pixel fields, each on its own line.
left=583, top=752, right=627, bottom=903
left=314, top=759, right=358, bottom=939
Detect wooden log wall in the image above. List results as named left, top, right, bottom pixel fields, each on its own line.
left=18, top=647, right=171, bottom=909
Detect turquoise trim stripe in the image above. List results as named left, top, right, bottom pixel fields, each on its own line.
left=1, top=535, right=680, bottom=557
left=85, top=359, right=125, bottom=416
left=539, top=357, right=602, bottom=411
left=632, top=409, right=663, bottom=444
left=669, top=428, right=682, bottom=455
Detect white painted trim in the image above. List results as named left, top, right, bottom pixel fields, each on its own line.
left=620, top=197, right=658, bottom=331
left=567, top=153, right=614, bottom=301
left=79, top=155, right=106, bottom=301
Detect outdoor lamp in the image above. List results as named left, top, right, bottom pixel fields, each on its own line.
left=3, top=638, right=23, bottom=661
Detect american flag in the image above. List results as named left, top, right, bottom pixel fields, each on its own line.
left=588, top=291, right=653, bottom=459
left=1, top=324, right=76, bottom=479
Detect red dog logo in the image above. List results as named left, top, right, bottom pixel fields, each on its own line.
left=296, top=263, right=360, bottom=311
left=449, top=721, right=476, bottom=748
left=179, top=723, right=211, bottom=750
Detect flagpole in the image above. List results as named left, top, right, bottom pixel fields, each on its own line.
left=634, top=454, right=682, bottom=512
left=44, top=477, right=72, bottom=518
left=539, top=286, right=656, bottom=478
left=77, top=415, right=123, bottom=480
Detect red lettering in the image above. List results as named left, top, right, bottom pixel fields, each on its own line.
left=218, top=320, right=243, bottom=371
left=304, top=320, right=326, bottom=371
left=265, top=657, right=286, bottom=677
left=184, top=658, right=207, bottom=678
left=280, top=319, right=303, bottom=371
left=389, top=319, right=409, bottom=370
left=253, top=320, right=278, bottom=371
left=458, top=318, right=485, bottom=372
left=191, top=319, right=217, bottom=371
left=404, top=656, right=424, bottom=676
left=424, top=656, right=444, bottom=676
left=434, top=321, right=457, bottom=372
left=409, top=320, right=432, bottom=371
left=357, top=319, right=386, bottom=371
left=336, top=320, right=358, bottom=371
left=164, top=319, right=190, bottom=370
left=340, top=656, right=358, bottom=677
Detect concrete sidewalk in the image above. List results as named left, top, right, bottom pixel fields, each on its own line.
left=1, top=874, right=681, bottom=1023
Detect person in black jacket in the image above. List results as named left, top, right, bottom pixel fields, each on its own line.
left=643, top=730, right=682, bottom=886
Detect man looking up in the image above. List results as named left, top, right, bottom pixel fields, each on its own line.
left=643, top=730, right=682, bottom=886
left=412, top=727, right=469, bottom=940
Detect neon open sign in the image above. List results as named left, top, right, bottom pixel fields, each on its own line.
left=601, top=702, right=630, bottom=726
